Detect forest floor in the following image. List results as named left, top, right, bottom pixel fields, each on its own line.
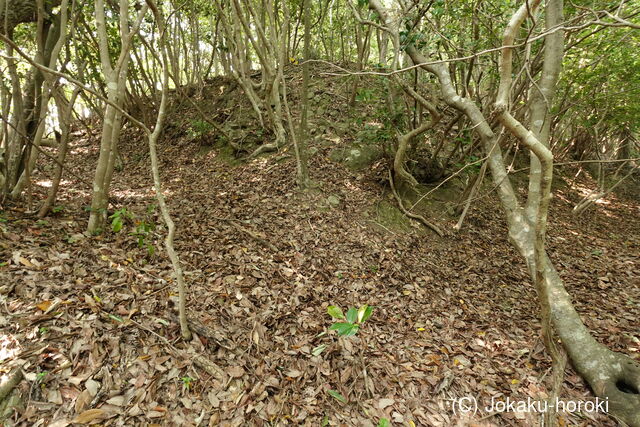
left=1, top=67, right=639, bottom=426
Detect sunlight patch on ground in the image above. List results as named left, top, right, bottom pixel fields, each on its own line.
left=0, top=334, right=21, bottom=362
left=112, top=187, right=156, bottom=199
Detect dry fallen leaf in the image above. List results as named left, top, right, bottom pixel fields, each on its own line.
left=378, top=398, right=395, bottom=409
left=72, top=409, right=106, bottom=424
left=227, top=366, right=245, bottom=378
left=36, top=300, right=52, bottom=312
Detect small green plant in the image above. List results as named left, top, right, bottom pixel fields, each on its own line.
left=327, top=304, right=373, bottom=337
left=181, top=376, right=194, bottom=390
left=377, top=418, right=390, bottom=427
left=109, top=207, right=156, bottom=256
left=52, top=205, right=65, bottom=214
left=355, top=88, right=375, bottom=103
left=188, top=119, right=213, bottom=139
left=132, top=221, right=155, bottom=255
left=132, top=205, right=157, bottom=256
left=38, top=327, right=49, bottom=335
left=109, top=207, right=133, bottom=233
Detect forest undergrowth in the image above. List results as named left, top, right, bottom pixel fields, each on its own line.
left=0, top=67, right=638, bottom=426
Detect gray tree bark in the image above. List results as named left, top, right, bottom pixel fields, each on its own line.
left=367, top=1, right=640, bottom=425
left=0, top=0, right=60, bottom=35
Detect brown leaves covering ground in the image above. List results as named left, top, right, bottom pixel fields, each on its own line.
left=1, top=80, right=639, bottom=427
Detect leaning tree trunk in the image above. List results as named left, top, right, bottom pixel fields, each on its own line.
left=366, top=1, right=640, bottom=425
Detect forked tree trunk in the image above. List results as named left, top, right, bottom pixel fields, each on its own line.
left=87, top=0, right=146, bottom=233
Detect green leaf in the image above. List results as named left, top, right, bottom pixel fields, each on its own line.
left=377, top=418, right=390, bottom=427
left=109, top=314, right=123, bottom=323
left=327, top=305, right=344, bottom=319
left=357, top=305, right=373, bottom=323
left=345, top=307, right=358, bottom=323
left=111, top=217, right=123, bottom=233
left=327, top=389, right=347, bottom=403
left=329, top=322, right=359, bottom=337
left=312, top=344, right=327, bottom=356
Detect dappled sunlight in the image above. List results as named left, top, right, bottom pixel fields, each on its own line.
left=344, top=180, right=363, bottom=192
left=0, top=0, right=637, bottom=424
left=0, top=334, right=22, bottom=363
left=111, top=187, right=155, bottom=200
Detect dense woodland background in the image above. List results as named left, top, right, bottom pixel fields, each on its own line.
left=0, top=0, right=639, bottom=426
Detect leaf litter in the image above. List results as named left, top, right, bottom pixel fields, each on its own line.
left=0, top=69, right=638, bottom=426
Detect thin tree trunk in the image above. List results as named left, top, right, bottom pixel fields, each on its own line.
left=366, top=1, right=640, bottom=424
left=38, top=84, right=80, bottom=218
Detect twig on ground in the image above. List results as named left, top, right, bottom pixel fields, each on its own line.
left=388, top=170, right=444, bottom=237
left=213, top=216, right=279, bottom=251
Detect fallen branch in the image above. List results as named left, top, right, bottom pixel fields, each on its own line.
left=121, top=312, right=227, bottom=382
left=388, top=170, right=444, bottom=237
left=214, top=217, right=279, bottom=252
left=573, top=166, right=638, bottom=216
left=0, top=369, right=23, bottom=402
left=455, top=160, right=488, bottom=231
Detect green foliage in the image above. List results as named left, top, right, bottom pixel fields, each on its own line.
left=377, top=418, right=390, bottom=427
left=109, top=208, right=133, bottom=233
left=355, top=88, right=375, bottom=103
left=399, top=29, right=428, bottom=51
left=181, top=376, right=195, bottom=389
left=327, top=389, right=347, bottom=403
left=327, top=304, right=373, bottom=337
left=188, top=119, right=214, bottom=139
left=109, top=206, right=157, bottom=256
left=357, top=124, right=393, bottom=146
left=561, top=27, right=640, bottom=135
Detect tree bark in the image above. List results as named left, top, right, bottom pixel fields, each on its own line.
left=367, top=1, right=640, bottom=425
left=0, top=0, right=61, bottom=35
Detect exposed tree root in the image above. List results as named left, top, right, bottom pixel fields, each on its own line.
left=248, top=142, right=279, bottom=159
left=388, top=170, right=444, bottom=237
